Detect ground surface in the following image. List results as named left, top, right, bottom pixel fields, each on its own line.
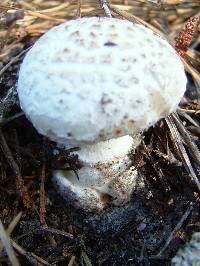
left=0, top=1, right=200, bottom=265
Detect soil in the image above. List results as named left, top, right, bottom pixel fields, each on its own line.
left=0, top=2, right=200, bottom=265
left=0, top=62, right=199, bottom=265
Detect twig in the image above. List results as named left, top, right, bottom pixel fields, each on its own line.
left=39, top=227, right=74, bottom=239
left=38, top=139, right=57, bottom=246
left=99, top=0, right=112, bottom=17
left=77, top=0, right=81, bottom=17
left=183, top=59, right=200, bottom=87
left=39, top=165, right=57, bottom=246
left=0, top=212, right=22, bottom=254
left=81, top=251, right=92, bottom=266
left=26, top=10, right=65, bottom=22
left=166, top=115, right=200, bottom=192
left=35, top=2, right=71, bottom=13
left=178, top=108, right=200, bottom=115
left=187, top=126, right=200, bottom=138
left=0, top=112, right=24, bottom=127
left=68, top=255, right=76, bottom=266
left=0, top=129, right=32, bottom=208
left=0, top=87, right=18, bottom=121
left=172, top=113, right=200, bottom=167
left=40, top=163, right=46, bottom=226
left=17, top=227, right=74, bottom=240
left=0, top=219, right=20, bottom=266
left=0, top=47, right=30, bottom=77
left=154, top=202, right=193, bottom=257
left=11, top=240, right=52, bottom=266
left=177, top=110, right=199, bottom=127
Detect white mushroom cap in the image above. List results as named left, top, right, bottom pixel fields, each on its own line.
left=17, top=17, right=187, bottom=146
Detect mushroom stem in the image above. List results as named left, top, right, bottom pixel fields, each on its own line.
left=53, top=135, right=141, bottom=210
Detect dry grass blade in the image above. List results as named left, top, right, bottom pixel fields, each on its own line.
left=81, top=251, right=92, bottom=266
left=40, top=163, right=46, bottom=226
left=16, top=226, right=73, bottom=243
left=11, top=240, right=52, bottom=266
left=25, top=10, right=66, bottom=22
left=34, top=2, right=71, bottom=13
left=0, top=112, right=24, bottom=126
left=172, top=113, right=200, bottom=168
left=178, top=108, right=200, bottom=115
left=109, top=4, right=167, bottom=37
left=68, top=255, right=76, bottom=266
left=0, top=219, right=20, bottom=266
left=163, top=0, right=184, bottom=4
left=166, top=115, right=200, bottom=192
left=37, top=227, right=74, bottom=239
left=0, top=212, right=22, bottom=254
left=178, top=110, right=199, bottom=127
left=77, top=0, right=82, bottom=17
left=4, top=212, right=22, bottom=237
left=0, top=47, right=30, bottom=77
left=0, top=129, right=32, bottom=208
left=99, top=0, right=112, bottom=17
left=154, top=202, right=193, bottom=257
left=183, top=59, right=200, bottom=87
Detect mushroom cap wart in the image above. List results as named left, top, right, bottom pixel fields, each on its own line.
left=17, top=17, right=187, bottom=146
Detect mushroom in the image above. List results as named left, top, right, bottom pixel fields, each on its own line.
left=172, top=232, right=200, bottom=266
left=17, top=17, right=187, bottom=211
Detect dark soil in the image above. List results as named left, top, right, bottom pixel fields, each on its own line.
left=0, top=2, right=200, bottom=265
left=0, top=61, right=199, bottom=265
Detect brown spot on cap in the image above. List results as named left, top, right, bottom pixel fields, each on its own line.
left=90, top=32, right=96, bottom=37
left=127, top=26, right=133, bottom=31
left=109, top=33, right=118, bottom=38
left=127, top=119, right=135, bottom=129
left=71, top=30, right=80, bottom=37
left=76, top=39, right=84, bottom=46
left=63, top=48, right=69, bottom=53
left=110, top=24, right=116, bottom=29
left=90, top=41, right=98, bottom=48
left=92, top=24, right=101, bottom=28
left=99, top=133, right=105, bottom=139
left=100, top=94, right=112, bottom=112
left=114, top=128, right=122, bottom=136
